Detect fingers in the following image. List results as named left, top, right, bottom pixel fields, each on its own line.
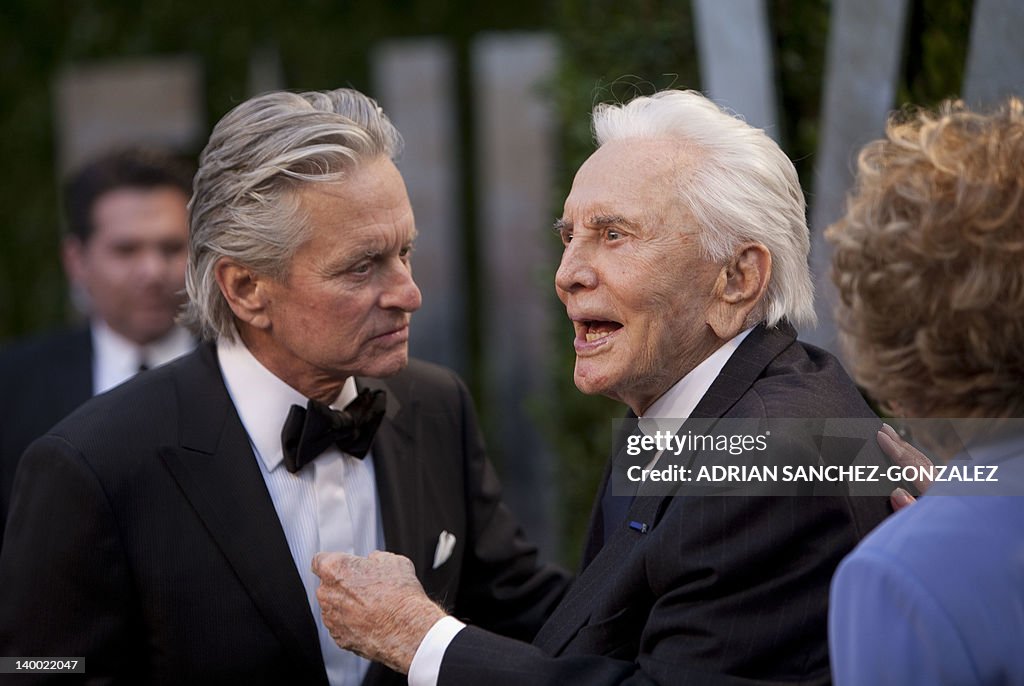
left=312, top=549, right=443, bottom=674
left=889, top=486, right=916, bottom=511
left=878, top=423, right=934, bottom=495
left=312, top=551, right=418, bottom=586
left=311, top=551, right=359, bottom=579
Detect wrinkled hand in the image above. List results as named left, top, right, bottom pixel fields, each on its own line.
left=312, top=551, right=447, bottom=674
left=878, top=423, right=934, bottom=511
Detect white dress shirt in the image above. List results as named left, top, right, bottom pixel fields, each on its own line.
left=91, top=319, right=194, bottom=394
left=407, top=327, right=755, bottom=686
left=218, top=336, right=384, bottom=686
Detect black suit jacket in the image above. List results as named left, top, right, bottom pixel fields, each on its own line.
left=439, top=323, right=892, bottom=685
left=0, top=327, right=93, bottom=545
left=0, top=343, right=567, bottom=685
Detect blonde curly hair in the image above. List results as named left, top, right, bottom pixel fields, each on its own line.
left=827, top=97, right=1024, bottom=418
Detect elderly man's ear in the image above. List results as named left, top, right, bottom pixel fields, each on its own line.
left=215, top=257, right=273, bottom=330
left=706, top=243, right=771, bottom=340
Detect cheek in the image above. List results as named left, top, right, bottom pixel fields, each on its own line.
left=92, top=266, right=133, bottom=294
left=614, top=326, right=651, bottom=379
left=169, top=256, right=188, bottom=278
left=635, top=329, right=667, bottom=379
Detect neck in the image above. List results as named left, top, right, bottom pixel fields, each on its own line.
left=235, top=323, right=346, bottom=403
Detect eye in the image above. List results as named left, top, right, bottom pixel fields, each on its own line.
left=112, top=243, right=140, bottom=257
left=350, top=261, right=372, bottom=275
left=399, top=244, right=413, bottom=261
left=558, top=227, right=573, bottom=245
left=161, top=241, right=186, bottom=258
left=606, top=229, right=622, bottom=241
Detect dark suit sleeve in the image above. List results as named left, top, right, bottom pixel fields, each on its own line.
left=439, top=501, right=840, bottom=685
left=440, top=627, right=639, bottom=684
left=438, top=431, right=867, bottom=685
left=445, top=372, right=570, bottom=642
left=0, top=435, right=140, bottom=684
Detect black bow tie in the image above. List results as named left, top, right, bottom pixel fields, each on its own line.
left=281, top=388, right=386, bottom=473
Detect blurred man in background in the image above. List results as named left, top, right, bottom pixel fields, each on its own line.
left=0, top=147, right=195, bottom=540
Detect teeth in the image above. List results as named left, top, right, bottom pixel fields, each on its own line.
left=585, top=331, right=612, bottom=343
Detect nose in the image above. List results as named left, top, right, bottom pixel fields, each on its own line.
left=381, top=259, right=422, bottom=313
left=554, top=239, right=598, bottom=298
left=136, top=248, right=168, bottom=283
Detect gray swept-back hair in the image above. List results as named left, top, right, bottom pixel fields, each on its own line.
left=180, top=88, right=403, bottom=341
left=592, top=89, right=816, bottom=329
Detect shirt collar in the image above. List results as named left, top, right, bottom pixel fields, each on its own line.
left=216, top=335, right=357, bottom=473
left=144, top=325, right=194, bottom=367
left=92, top=319, right=140, bottom=373
left=91, top=319, right=194, bottom=393
left=640, top=327, right=754, bottom=431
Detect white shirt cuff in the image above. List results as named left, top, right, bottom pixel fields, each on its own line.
left=407, top=615, right=466, bottom=686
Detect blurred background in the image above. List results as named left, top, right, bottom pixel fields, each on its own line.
left=1, top=0, right=1020, bottom=566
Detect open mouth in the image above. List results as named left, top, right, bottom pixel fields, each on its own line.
left=578, top=319, right=623, bottom=343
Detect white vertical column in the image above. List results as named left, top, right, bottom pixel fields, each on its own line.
left=248, top=43, right=286, bottom=96
left=53, top=55, right=205, bottom=175
left=805, top=0, right=910, bottom=351
left=963, top=0, right=1024, bottom=106
left=692, top=0, right=778, bottom=137
left=472, top=32, right=560, bottom=557
left=371, top=39, right=466, bottom=374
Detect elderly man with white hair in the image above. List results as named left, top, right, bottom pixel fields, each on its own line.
left=314, top=89, right=892, bottom=686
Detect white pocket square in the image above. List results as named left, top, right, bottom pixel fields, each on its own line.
left=432, top=530, right=457, bottom=569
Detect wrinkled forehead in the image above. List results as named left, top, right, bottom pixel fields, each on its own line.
left=562, top=138, right=699, bottom=231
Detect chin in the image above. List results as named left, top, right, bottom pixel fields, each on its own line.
left=573, top=370, right=610, bottom=398
left=360, top=353, right=410, bottom=379
left=130, top=326, right=176, bottom=345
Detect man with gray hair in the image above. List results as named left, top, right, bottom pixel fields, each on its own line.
left=314, top=89, right=891, bottom=685
left=0, top=88, right=566, bottom=685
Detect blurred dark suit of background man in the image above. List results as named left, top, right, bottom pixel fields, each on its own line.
left=0, top=88, right=567, bottom=686
left=0, top=147, right=195, bottom=542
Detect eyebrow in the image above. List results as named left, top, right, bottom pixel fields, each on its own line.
left=552, top=214, right=640, bottom=233
left=590, top=214, right=635, bottom=230
left=364, top=228, right=420, bottom=254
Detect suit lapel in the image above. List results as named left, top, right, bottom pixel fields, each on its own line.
left=536, top=323, right=799, bottom=656
left=157, top=344, right=327, bottom=682
left=689, top=322, right=796, bottom=420
left=579, top=413, right=638, bottom=571
left=533, top=494, right=663, bottom=655
left=357, top=377, right=425, bottom=686
left=358, top=376, right=425, bottom=570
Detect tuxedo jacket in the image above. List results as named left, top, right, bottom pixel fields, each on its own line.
left=0, top=343, right=567, bottom=685
left=439, top=323, right=893, bottom=686
left=0, top=327, right=93, bottom=545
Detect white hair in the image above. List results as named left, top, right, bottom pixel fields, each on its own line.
left=181, top=88, right=403, bottom=341
left=592, top=89, right=816, bottom=329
